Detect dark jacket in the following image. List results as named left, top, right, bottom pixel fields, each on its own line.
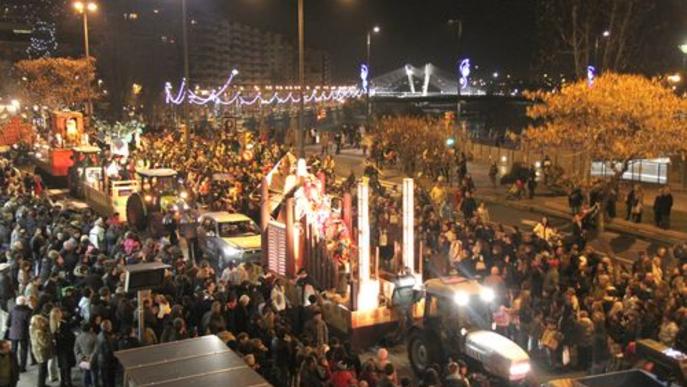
left=0, top=273, right=14, bottom=305
left=0, top=351, right=20, bottom=387
left=54, top=321, right=76, bottom=369
left=6, top=304, right=31, bottom=340
left=93, top=331, right=116, bottom=369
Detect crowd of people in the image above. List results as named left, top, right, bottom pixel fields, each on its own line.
left=0, top=122, right=685, bottom=387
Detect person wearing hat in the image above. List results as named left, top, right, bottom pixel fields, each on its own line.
left=6, top=296, right=30, bottom=372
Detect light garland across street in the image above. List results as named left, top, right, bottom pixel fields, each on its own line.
left=164, top=69, right=363, bottom=107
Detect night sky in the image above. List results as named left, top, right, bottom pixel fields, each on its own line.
left=212, top=0, right=537, bottom=81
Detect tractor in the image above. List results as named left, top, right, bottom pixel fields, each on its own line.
left=126, top=168, right=191, bottom=237
left=407, top=276, right=531, bottom=384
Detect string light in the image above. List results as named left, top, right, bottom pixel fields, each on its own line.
left=459, top=58, right=470, bottom=90
left=360, top=64, right=369, bottom=93
left=27, top=21, right=58, bottom=58
left=164, top=69, right=363, bottom=107
left=587, top=65, right=596, bottom=86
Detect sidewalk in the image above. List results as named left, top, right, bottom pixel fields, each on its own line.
left=465, top=160, right=687, bottom=246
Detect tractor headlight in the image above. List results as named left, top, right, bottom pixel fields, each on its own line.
left=454, top=291, right=469, bottom=306
left=180, top=191, right=188, bottom=200
left=509, top=362, right=530, bottom=378
left=480, top=287, right=495, bottom=303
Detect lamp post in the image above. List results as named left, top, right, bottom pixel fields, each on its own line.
left=594, top=29, right=610, bottom=68
left=680, top=43, right=687, bottom=68
left=365, top=25, right=380, bottom=133
left=180, top=0, right=191, bottom=154
left=297, top=0, right=305, bottom=158
left=73, top=1, right=97, bottom=116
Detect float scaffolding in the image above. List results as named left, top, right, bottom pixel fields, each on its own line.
left=260, top=155, right=422, bottom=349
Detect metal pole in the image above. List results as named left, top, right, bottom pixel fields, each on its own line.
left=298, top=0, right=305, bottom=158
left=137, top=290, right=144, bottom=342
left=83, top=11, right=93, bottom=117
left=181, top=0, right=191, bottom=153
left=366, top=31, right=372, bottom=132
left=82, top=11, right=90, bottom=58
left=455, top=20, right=462, bottom=120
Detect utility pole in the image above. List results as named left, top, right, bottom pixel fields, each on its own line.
left=181, top=0, right=191, bottom=154
left=297, top=0, right=305, bottom=158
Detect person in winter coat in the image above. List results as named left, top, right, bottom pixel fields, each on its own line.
left=0, top=340, right=19, bottom=387
left=51, top=307, right=76, bottom=387
left=93, top=320, right=117, bottom=387
left=29, top=305, right=54, bottom=387
left=88, top=219, right=105, bottom=250
left=73, top=322, right=97, bottom=387
left=6, top=296, right=31, bottom=372
left=576, top=311, right=595, bottom=371
left=0, top=264, right=15, bottom=312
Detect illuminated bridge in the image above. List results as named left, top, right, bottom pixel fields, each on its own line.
left=371, top=63, right=486, bottom=97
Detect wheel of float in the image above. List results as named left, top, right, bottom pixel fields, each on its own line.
left=126, top=193, right=148, bottom=231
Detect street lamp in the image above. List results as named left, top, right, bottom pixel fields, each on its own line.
left=73, top=1, right=97, bottom=117
left=679, top=43, right=687, bottom=68
left=72, top=1, right=97, bottom=58
left=594, top=29, right=610, bottom=68
left=297, top=0, right=305, bottom=158
left=180, top=0, right=191, bottom=155
left=366, top=25, right=380, bottom=133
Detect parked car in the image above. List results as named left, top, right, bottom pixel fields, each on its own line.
left=197, top=212, right=262, bottom=270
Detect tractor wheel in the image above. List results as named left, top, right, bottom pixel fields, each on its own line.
left=408, top=330, right=443, bottom=376
left=126, top=193, right=148, bottom=231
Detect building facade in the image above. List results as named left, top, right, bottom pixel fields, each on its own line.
left=188, top=10, right=331, bottom=87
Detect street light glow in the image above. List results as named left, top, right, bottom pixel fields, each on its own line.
left=602, top=30, right=610, bottom=38
left=373, top=26, right=380, bottom=33
left=73, top=1, right=97, bottom=13
left=680, top=44, right=687, bottom=55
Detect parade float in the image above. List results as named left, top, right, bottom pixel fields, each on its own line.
left=261, top=154, right=423, bottom=348
left=33, top=110, right=87, bottom=183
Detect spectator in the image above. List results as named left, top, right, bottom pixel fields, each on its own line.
left=0, top=340, right=19, bottom=387
left=73, top=322, right=97, bottom=387
left=29, top=304, right=54, bottom=387
left=6, top=296, right=30, bottom=373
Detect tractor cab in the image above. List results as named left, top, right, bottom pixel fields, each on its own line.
left=126, top=169, right=191, bottom=235
left=408, top=276, right=530, bottom=383
left=68, top=145, right=102, bottom=198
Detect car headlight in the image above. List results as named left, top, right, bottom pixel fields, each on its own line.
left=509, top=362, right=530, bottom=377
left=454, top=291, right=469, bottom=306
left=222, top=245, right=242, bottom=259
left=480, top=287, right=495, bottom=303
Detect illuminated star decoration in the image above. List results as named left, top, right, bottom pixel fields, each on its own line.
left=360, top=64, right=369, bottom=93
left=164, top=69, right=363, bottom=107
left=459, top=59, right=471, bottom=90
left=587, top=65, right=597, bottom=86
